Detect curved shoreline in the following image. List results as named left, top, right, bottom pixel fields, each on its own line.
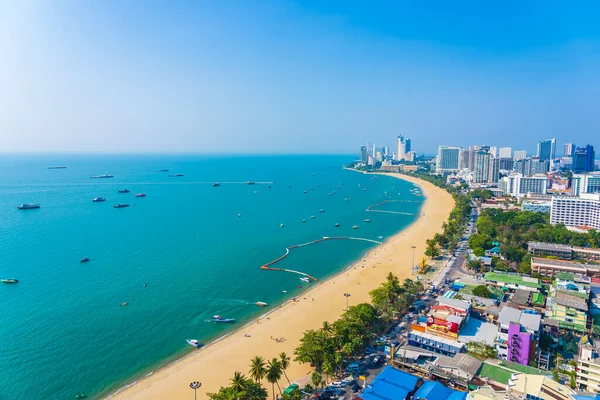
left=107, top=173, right=455, bottom=400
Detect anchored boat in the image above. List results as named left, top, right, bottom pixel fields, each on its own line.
left=118, top=189, right=130, bottom=193
left=17, top=203, right=40, bottom=210
left=80, top=257, right=90, bottom=263
left=93, top=197, right=105, bottom=202
left=135, top=193, right=146, bottom=198
left=211, top=315, right=236, bottom=323
left=186, top=339, right=204, bottom=348
left=256, top=301, right=268, bottom=307
left=91, top=174, right=113, bottom=179
left=1, top=279, right=18, bottom=284
left=113, top=204, right=130, bottom=208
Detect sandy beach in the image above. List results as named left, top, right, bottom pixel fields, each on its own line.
left=109, top=173, right=455, bottom=400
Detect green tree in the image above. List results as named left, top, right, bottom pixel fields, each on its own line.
left=266, top=358, right=283, bottom=399
left=207, top=376, right=267, bottom=400
left=472, top=285, right=493, bottom=298
left=279, top=352, right=291, bottom=386
left=466, top=340, right=498, bottom=360
left=425, top=240, right=440, bottom=259
left=231, top=371, right=247, bottom=394
left=311, top=372, right=322, bottom=390
left=518, top=254, right=532, bottom=274
left=249, top=356, right=267, bottom=383
left=303, top=384, right=314, bottom=394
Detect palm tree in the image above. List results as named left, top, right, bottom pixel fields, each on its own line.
left=321, top=321, right=334, bottom=337
left=249, top=356, right=267, bottom=383
left=279, top=352, right=291, bottom=385
left=230, top=371, right=247, bottom=395
left=266, top=358, right=283, bottom=399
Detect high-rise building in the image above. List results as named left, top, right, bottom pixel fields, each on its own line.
left=513, top=157, right=550, bottom=175
left=473, top=151, right=491, bottom=183
left=489, top=158, right=500, bottom=184
left=564, top=143, right=576, bottom=157
left=537, top=139, right=556, bottom=161
left=573, top=145, right=596, bottom=173
left=436, top=146, right=461, bottom=173
left=499, top=147, right=513, bottom=158
left=396, top=135, right=411, bottom=161
left=502, top=173, right=549, bottom=197
left=550, top=193, right=600, bottom=230
left=360, top=146, right=368, bottom=164
left=489, top=146, right=498, bottom=158
left=499, top=158, right=514, bottom=171
left=514, top=150, right=527, bottom=161
left=572, top=173, right=600, bottom=196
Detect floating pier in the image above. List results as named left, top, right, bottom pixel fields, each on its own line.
left=366, top=200, right=414, bottom=216
left=260, top=236, right=383, bottom=280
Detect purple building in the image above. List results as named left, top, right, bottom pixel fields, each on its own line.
left=507, top=322, right=535, bottom=365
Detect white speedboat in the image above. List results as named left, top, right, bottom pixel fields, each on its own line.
left=256, top=301, right=268, bottom=307
left=300, top=277, right=311, bottom=283
left=211, top=315, right=236, bottom=323
left=186, top=339, right=203, bottom=348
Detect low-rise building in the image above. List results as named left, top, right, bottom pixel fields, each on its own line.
left=521, top=200, right=552, bottom=213
left=484, top=272, right=541, bottom=292
left=528, top=242, right=573, bottom=259
left=496, top=307, right=541, bottom=365
left=531, top=257, right=600, bottom=277
left=359, top=366, right=420, bottom=400
left=548, top=290, right=588, bottom=332
left=577, top=336, right=600, bottom=392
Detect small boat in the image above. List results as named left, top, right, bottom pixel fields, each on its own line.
left=120, top=302, right=128, bottom=307
left=253, top=191, right=260, bottom=194
left=310, top=216, right=316, bottom=219
left=352, top=225, right=359, bottom=229
left=364, top=219, right=371, bottom=223
left=237, top=213, right=242, bottom=218
left=1, top=279, right=18, bottom=284
left=213, top=183, right=221, bottom=187
left=135, top=193, right=146, bottom=198
left=319, top=209, right=325, bottom=213
left=282, top=290, right=287, bottom=293
left=300, top=277, right=311, bottom=283
left=118, top=189, right=130, bottom=194
left=280, top=223, right=284, bottom=228
left=158, top=169, right=169, bottom=172
left=93, top=197, right=105, bottom=202
left=303, top=191, right=307, bottom=194
left=256, top=301, right=268, bottom=307
left=91, top=174, right=113, bottom=179
left=246, top=181, right=255, bottom=185
left=169, top=173, right=184, bottom=177
left=302, top=219, right=306, bottom=223
left=47, top=166, right=67, bottom=169
left=377, top=236, right=384, bottom=239
left=211, top=315, right=236, bottom=323
left=345, top=198, right=351, bottom=201
left=80, top=257, right=90, bottom=263
left=113, top=204, right=130, bottom=208
left=17, top=203, right=40, bottom=210
left=335, top=223, right=340, bottom=227
left=363, top=188, right=368, bottom=191
left=75, top=395, right=86, bottom=399
left=186, top=339, right=204, bottom=348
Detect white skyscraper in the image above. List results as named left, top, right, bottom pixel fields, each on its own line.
left=499, top=147, right=513, bottom=158
left=396, top=134, right=412, bottom=161
left=514, top=150, right=527, bottom=161
left=436, top=146, right=461, bottom=173
left=489, top=147, right=498, bottom=158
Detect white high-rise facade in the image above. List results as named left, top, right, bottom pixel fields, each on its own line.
left=502, top=173, right=549, bottom=197
left=514, top=150, right=527, bottom=161
left=551, top=193, right=600, bottom=230
left=499, top=147, right=513, bottom=158
left=436, top=146, right=461, bottom=173
left=396, top=135, right=412, bottom=161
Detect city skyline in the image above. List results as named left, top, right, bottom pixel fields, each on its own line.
left=1, top=1, right=600, bottom=153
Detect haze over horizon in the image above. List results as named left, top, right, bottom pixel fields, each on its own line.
left=1, top=1, right=599, bottom=154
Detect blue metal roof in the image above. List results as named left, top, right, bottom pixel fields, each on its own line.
left=413, top=381, right=467, bottom=400
left=360, top=366, right=419, bottom=400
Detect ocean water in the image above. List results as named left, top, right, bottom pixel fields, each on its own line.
left=0, top=154, right=423, bottom=400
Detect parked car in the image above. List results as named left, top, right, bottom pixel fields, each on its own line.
left=351, top=383, right=360, bottom=393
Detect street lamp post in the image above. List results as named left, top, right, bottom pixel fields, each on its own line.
left=411, top=246, right=416, bottom=274
left=344, top=292, right=351, bottom=312
left=190, top=381, right=201, bottom=400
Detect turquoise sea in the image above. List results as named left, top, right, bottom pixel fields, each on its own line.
left=0, top=154, right=423, bottom=400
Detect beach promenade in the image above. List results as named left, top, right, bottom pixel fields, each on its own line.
left=109, top=173, right=455, bottom=400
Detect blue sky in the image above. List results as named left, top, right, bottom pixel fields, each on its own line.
left=1, top=1, right=599, bottom=154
